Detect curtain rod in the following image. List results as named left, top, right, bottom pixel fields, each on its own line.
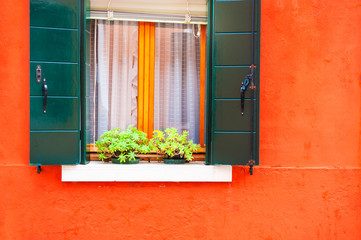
left=89, top=10, right=208, bottom=25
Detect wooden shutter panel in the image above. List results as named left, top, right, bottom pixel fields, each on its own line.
left=30, top=0, right=85, bottom=165
left=206, top=0, right=260, bottom=165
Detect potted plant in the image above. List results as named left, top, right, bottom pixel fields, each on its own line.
left=96, top=126, right=151, bottom=164
left=151, top=128, right=200, bottom=164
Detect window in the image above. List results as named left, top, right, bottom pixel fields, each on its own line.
left=89, top=20, right=205, bottom=142
left=30, top=0, right=260, bottom=167
left=88, top=19, right=207, bottom=161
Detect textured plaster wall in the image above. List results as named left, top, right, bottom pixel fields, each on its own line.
left=0, top=1, right=361, bottom=240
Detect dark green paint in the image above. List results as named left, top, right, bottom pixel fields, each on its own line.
left=214, top=100, right=253, bottom=131
left=30, top=0, right=82, bottom=166
left=214, top=67, right=253, bottom=99
left=84, top=30, right=91, bottom=71
left=30, top=62, right=78, bottom=96
left=30, top=0, right=79, bottom=28
left=30, top=97, right=79, bottom=130
left=205, top=0, right=214, bottom=163
left=214, top=34, right=253, bottom=66
left=30, top=27, right=79, bottom=62
left=85, top=97, right=91, bottom=130
left=85, top=64, right=91, bottom=97
left=206, top=0, right=260, bottom=165
left=85, top=129, right=91, bottom=144
left=215, top=0, right=255, bottom=33
left=30, top=132, right=79, bottom=165
left=81, top=0, right=91, bottom=164
left=212, top=133, right=255, bottom=165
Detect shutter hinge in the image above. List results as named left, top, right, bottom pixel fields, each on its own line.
left=248, top=160, right=255, bottom=175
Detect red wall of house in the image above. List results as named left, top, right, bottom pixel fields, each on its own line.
left=1, top=1, right=361, bottom=239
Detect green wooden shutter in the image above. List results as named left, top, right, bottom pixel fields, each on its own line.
left=30, top=0, right=86, bottom=165
left=206, top=0, right=260, bottom=165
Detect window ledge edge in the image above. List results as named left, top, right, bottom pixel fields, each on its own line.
left=62, top=161, right=232, bottom=182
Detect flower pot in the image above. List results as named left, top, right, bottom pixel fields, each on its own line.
left=163, top=154, right=186, bottom=164
left=111, top=157, right=140, bottom=164
left=163, top=158, right=186, bottom=164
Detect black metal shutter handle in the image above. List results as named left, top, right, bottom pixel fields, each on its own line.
left=240, top=78, right=249, bottom=115
left=43, top=78, right=48, bottom=114
left=240, top=90, right=245, bottom=115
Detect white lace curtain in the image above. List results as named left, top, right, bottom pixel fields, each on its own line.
left=90, top=20, right=138, bottom=142
left=154, top=23, right=201, bottom=143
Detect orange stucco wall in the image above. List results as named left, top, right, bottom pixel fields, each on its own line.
left=1, top=1, right=361, bottom=239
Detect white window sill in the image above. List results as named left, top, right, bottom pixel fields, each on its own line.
left=62, top=161, right=232, bottom=182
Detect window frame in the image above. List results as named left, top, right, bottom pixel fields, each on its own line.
left=86, top=19, right=207, bottom=162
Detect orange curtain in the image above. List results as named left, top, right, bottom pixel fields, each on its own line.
left=199, top=24, right=206, bottom=147
left=138, top=22, right=155, bottom=138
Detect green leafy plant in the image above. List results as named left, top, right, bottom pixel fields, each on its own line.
left=95, top=126, right=151, bottom=163
left=151, top=128, right=200, bottom=161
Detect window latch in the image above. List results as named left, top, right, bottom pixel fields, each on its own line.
left=240, top=77, right=249, bottom=115
left=240, top=65, right=256, bottom=115
left=36, top=65, right=47, bottom=113
left=43, top=78, right=48, bottom=114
